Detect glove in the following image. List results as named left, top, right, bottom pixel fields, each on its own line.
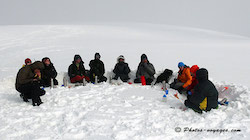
left=187, top=91, right=192, bottom=95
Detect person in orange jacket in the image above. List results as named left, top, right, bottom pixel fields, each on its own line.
left=170, top=62, right=192, bottom=94
left=187, top=65, right=199, bottom=95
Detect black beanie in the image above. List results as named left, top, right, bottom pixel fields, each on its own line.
left=141, top=54, right=148, bottom=62
left=95, top=53, right=101, bottom=59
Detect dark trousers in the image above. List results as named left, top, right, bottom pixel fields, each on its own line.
left=41, top=78, right=58, bottom=87
left=18, top=82, right=45, bottom=104
left=113, top=74, right=130, bottom=82
left=134, top=78, right=153, bottom=85
left=170, top=80, right=187, bottom=94
left=90, top=73, right=107, bottom=83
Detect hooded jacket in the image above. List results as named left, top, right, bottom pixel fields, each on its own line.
left=136, top=54, right=155, bottom=80
left=15, top=61, right=45, bottom=90
left=68, top=55, right=86, bottom=79
left=187, top=65, right=199, bottom=91
left=41, top=58, right=57, bottom=80
left=189, top=68, right=218, bottom=111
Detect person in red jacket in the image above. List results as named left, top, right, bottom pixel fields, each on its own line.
left=187, top=65, right=199, bottom=95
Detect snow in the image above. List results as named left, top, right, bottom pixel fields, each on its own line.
left=0, top=24, right=250, bottom=139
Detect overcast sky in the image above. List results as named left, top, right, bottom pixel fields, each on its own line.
left=0, top=0, right=250, bottom=37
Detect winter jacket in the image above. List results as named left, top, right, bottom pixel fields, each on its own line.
left=113, top=62, right=131, bottom=79
left=41, top=63, right=57, bottom=80
left=189, top=68, right=218, bottom=111
left=68, top=61, right=86, bottom=79
left=89, top=59, right=105, bottom=77
left=16, top=61, right=45, bottom=90
left=136, top=62, right=155, bottom=80
left=177, top=66, right=192, bottom=88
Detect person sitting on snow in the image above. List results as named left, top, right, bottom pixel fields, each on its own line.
left=134, top=54, right=155, bottom=85
left=186, top=65, right=199, bottom=95
left=22, top=58, right=32, bottom=67
left=89, top=53, right=107, bottom=83
left=15, top=61, right=46, bottom=106
left=184, top=68, right=218, bottom=113
left=40, top=57, right=58, bottom=87
left=68, top=55, right=89, bottom=83
left=113, top=55, right=131, bottom=82
left=170, top=62, right=192, bottom=94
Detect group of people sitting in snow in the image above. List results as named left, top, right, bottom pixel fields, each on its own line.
left=15, top=53, right=218, bottom=114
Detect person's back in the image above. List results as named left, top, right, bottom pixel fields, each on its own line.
left=185, top=68, right=218, bottom=113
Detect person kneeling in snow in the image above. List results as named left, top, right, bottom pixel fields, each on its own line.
left=170, top=62, right=192, bottom=94
left=89, top=53, right=107, bottom=83
left=40, top=57, right=58, bottom=87
left=184, top=68, right=218, bottom=113
left=134, top=54, right=155, bottom=85
left=68, top=55, right=90, bottom=83
left=113, top=55, right=131, bottom=82
left=15, top=61, right=46, bottom=106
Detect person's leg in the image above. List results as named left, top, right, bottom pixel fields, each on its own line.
left=70, top=75, right=83, bottom=83
left=99, top=76, right=107, bottom=82
left=53, top=79, right=58, bottom=85
left=134, top=78, right=141, bottom=83
left=146, top=78, right=153, bottom=85
left=172, top=81, right=184, bottom=90
left=184, top=100, right=202, bottom=113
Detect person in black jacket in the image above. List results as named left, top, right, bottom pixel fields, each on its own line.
left=184, top=68, right=218, bottom=113
left=134, top=54, right=155, bottom=85
left=40, top=57, right=58, bottom=87
left=113, top=55, right=131, bottom=82
left=68, top=55, right=89, bottom=83
left=89, top=53, right=107, bottom=83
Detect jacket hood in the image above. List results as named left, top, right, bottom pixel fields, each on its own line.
left=30, top=61, right=45, bottom=71
left=190, top=65, right=199, bottom=76
left=73, top=55, right=84, bottom=64
left=196, top=68, right=208, bottom=82
left=141, top=54, right=148, bottom=62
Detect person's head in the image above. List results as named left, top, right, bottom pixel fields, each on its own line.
left=141, top=54, right=148, bottom=63
left=117, top=55, right=125, bottom=63
left=42, top=57, right=51, bottom=66
left=190, top=65, right=199, bottom=77
left=95, top=53, right=101, bottom=60
left=196, top=68, right=208, bottom=82
left=25, top=58, right=32, bottom=65
left=74, top=55, right=82, bottom=64
left=178, top=62, right=185, bottom=70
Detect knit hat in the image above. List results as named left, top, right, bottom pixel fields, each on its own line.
left=178, top=62, right=185, bottom=68
left=42, top=57, right=50, bottom=63
left=95, top=53, right=101, bottom=59
left=190, top=65, right=199, bottom=74
left=25, top=58, right=32, bottom=65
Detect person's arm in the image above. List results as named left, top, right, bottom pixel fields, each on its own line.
left=189, top=85, right=205, bottom=105
left=113, top=64, right=118, bottom=74
left=144, top=63, right=155, bottom=76
left=124, top=63, right=131, bottom=74
left=68, top=65, right=75, bottom=78
left=182, top=68, right=192, bottom=88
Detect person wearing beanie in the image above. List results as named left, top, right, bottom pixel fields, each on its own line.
left=68, top=55, right=89, bottom=83
left=22, top=58, right=32, bottom=68
left=40, top=57, right=58, bottom=87
left=170, top=62, right=192, bottom=94
left=15, top=61, right=46, bottom=106
left=89, top=53, right=107, bottom=83
left=134, top=54, right=155, bottom=85
left=187, top=65, right=200, bottom=95
left=112, top=55, right=131, bottom=82
left=184, top=68, right=218, bottom=113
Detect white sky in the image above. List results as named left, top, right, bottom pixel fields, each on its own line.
left=0, top=0, right=250, bottom=37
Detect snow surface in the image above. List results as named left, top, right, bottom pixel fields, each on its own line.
left=0, top=24, right=249, bottom=139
